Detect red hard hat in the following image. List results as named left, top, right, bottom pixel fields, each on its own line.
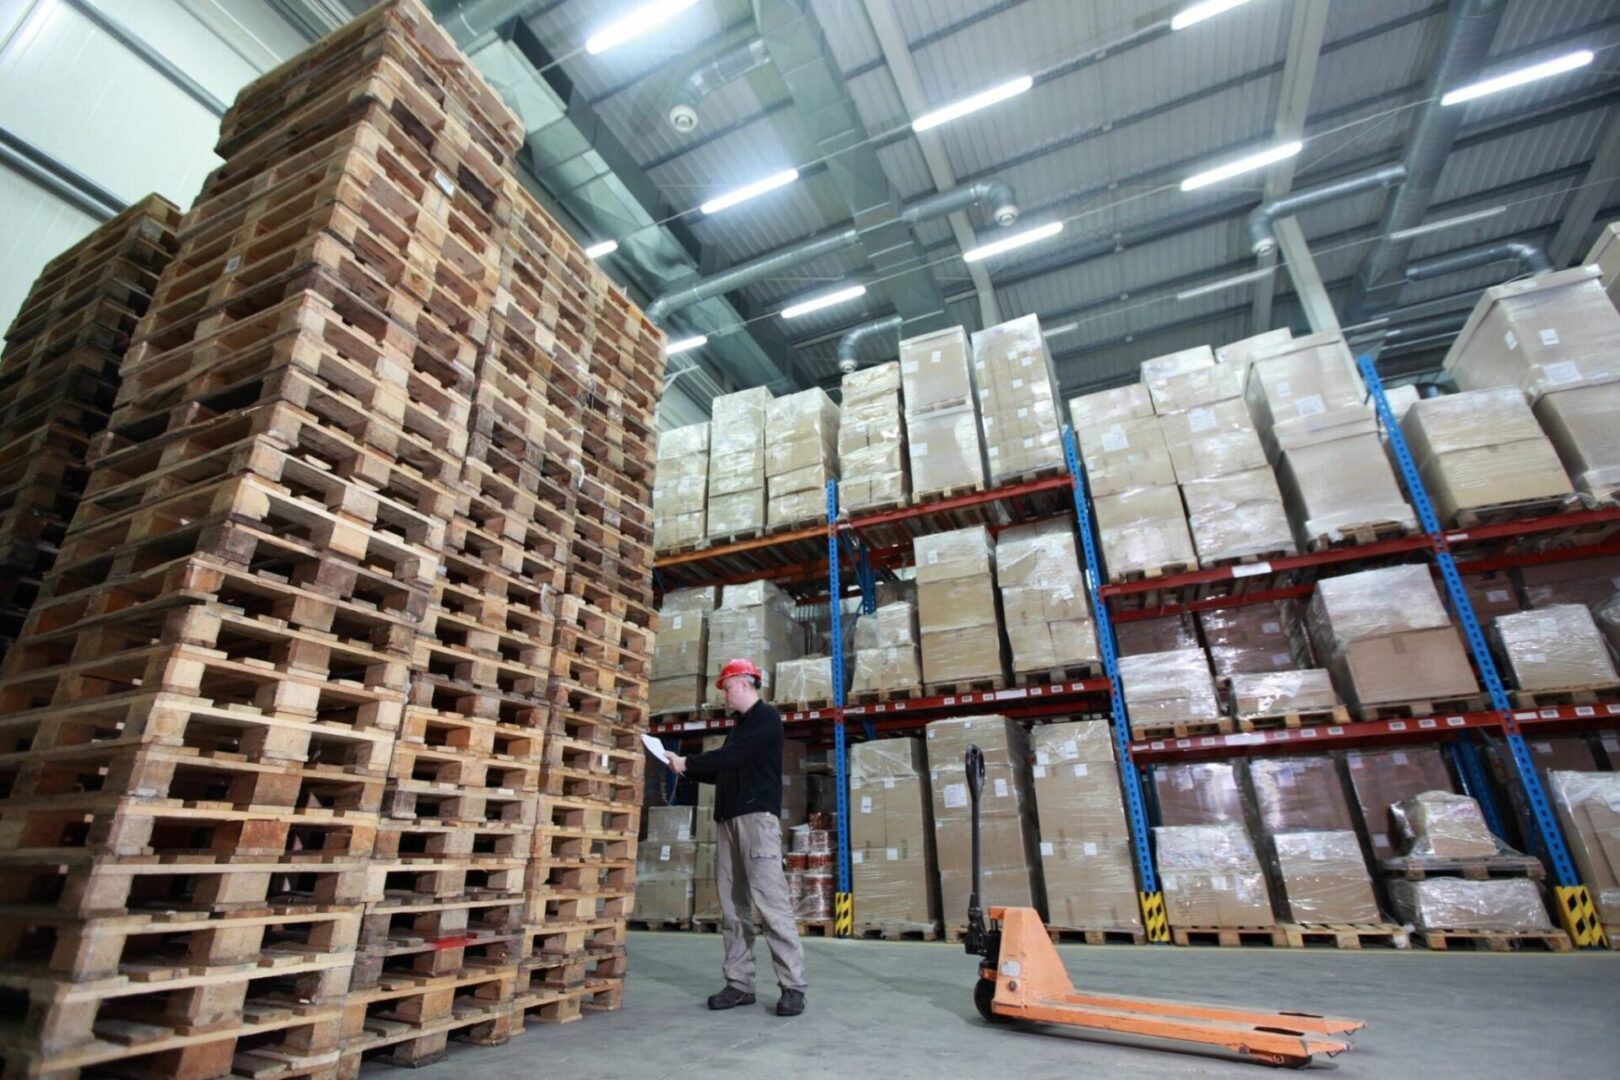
left=715, top=657, right=763, bottom=690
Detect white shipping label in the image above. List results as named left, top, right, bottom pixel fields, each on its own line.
left=1487, top=589, right=1510, bottom=603
left=1073, top=763, right=1089, bottom=778
left=1188, top=407, right=1218, bottom=433
left=926, top=551, right=939, bottom=565
left=882, top=778, right=895, bottom=789
left=886, top=848, right=900, bottom=861
left=1018, top=407, right=1030, bottom=418
left=1012, top=379, right=1025, bottom=389
left=1040, top=841, right=1055, bottom=856
left=1270, top=652, right=1292, bottom=666
left=224, top=255, right=242, bottom=273
left=943, top=783, right=968, bottom=809
left=912, top=442, right=928, bottom=456
left=1392, top=752, right=1408, bottom=766
left=987, top=447, right=1000, bottom=458
left=1539, top=327, right=1561, bottom=346
left=1083, top=842, right=1098, bottom=857
left=670, top=615, right=683, bottom=630
left=930, top=350, right=942, bottom=364
left=660, top=845, right=671, bottom=861
left=1373, top=833, right=1389, bottom=849
left=1262, top=621, right=1281, bottom=635
left=1295, top=394, right=1326, bottom=417
left=1543, top=360, right=1582, bottom=386
left=852, top=850, right=864, bottom=864
left=1033, top=765, right=1048, bottom=779
left=902, top=359, right=919, bottom=374
left=993, top=778, right=1009, bottom=798
left=1099, top=425, right=1130, bottom=453
left=1276, top=771, right=1296, bottom=788
left=1504, top=330, right=1518, bottom=351
left=1022, top=355, right=1034, bottom=367
left=860, top=796, right=873, bottom=814
left=1036, top=750, right=1051, bottom=766
left=1022, top=437, right=1035, bottom=449
left=1275, top=379, right=1293, bottom=398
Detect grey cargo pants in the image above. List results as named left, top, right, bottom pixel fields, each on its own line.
left=716, top=811, right=807, bottom=993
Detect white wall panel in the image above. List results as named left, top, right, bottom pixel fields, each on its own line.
left=0, top=164, right=98, bottom=333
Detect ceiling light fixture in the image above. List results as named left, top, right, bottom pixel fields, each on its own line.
left=912, top=75, right=1035, bottom=133
left=1042, top=321, right=1079, bottom=339
left=962, top=221, right=1064, bottom=263
left=1181, top=141, right=1302, bottom=191
left=586, top=0, right=701, bottom=55
left=700, top=168, right=800, bottom=215
left=665, top=334, right=708, bottom=355
left=1175, top=265, right=1277, bottom=301
left=584, top=240, right=619, bottom=259
left=1441, top=49, right=1593, bottom=107
left=781, top=285, right=867, bottom=320
left=1389, top=205, right=1507, bottom=242
left=1171, top=0, right=1256, bottom=32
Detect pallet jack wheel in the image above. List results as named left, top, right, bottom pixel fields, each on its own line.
left=974, top=978, right=1008, bottom=1023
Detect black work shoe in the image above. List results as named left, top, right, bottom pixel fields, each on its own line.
left=708, top=986, right=756, bottom=1010
left=776, top=989, right=806, bottom=1017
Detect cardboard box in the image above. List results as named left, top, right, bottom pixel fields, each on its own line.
left=705, top=604, right=802, bottom=706
left=1228, top=670, right=1339, bottom=719
left=840, top=361, right=909, bottom=513
left=1119, top=648, right=1220, bottom=736
left=1182, top=467, right=1297, bottom=564
left=1334, top=627, right=1479, bottom=711
left=1600, top=596, right=1620, bottom=658
left=900, top=326, right=974, bottom=411
left=1443, top=266, right=1620, bottom=401
left=971, top=314, right=1066, bottom=484
left=1547, top=770, right=1620, bottom=923
left=1247, top=756, right=1356, bottom=833
left=707, top=488, right=764, bottom=539
left=664, top=587, right=719, bottom=612
left=654, top=422, right=710, bottom=551
left=927, top=716, right=1043, bottom=921
left=1341, top=746, right=1455, bottom=863
left=1243, top=332, right=1364, bottom=445
left=710, top=387, right=773, bottom=456
left=1534, top=380, right=1620, bottom=501
left=1155, top=824, right=1275, bottom=928
left=1159, top=398, right=1268, bottom=482
left=1141, top=345, right=1232, bottom=415
left=1494, top=604, right=1619, bottom=692
left=1387, top=878, right=1551, bottom=931
left=920, top=626, right=1006, bottom=686
left=775, top=656, right=836, bottom=707
left=652, top=608, right=707, bottom=680
left=692, top=842, right=720, bottom=921
left=1079, top=415, right=1177, bottom=497
left=1094, top=484, right=1198, bottom=578
left=1153, top=762, right=1245, bottom=826
left=1116, top=612, right=1198, bottom=658
left=1586, top=220, right=1620, bottom=307
left=1519, top=555, right=1620, bottom=611
left=636, top=838, right=697, bottom=922
left=1460, top=572, right=1522, bottom=623
left=1200, top=602, right=1309, bottom=679
left=1401, top=386, right=1574, bottom=523
left=1309, top=564, right=1451, bottom=647
left=849, top=738, right=939, bottom=930
left=1270, top=831, right=1382, bottom=924
left=650, top=676, right=707, bottom=716
left=850, top=601, right=922, bottom=696
left=1394, top=792, right=1498, bottom=858
left=1069, top=383, right=1155, bottom=431
left=1276, top=433, right=1416, bottom=548
left=1031, top=721, right=1143, bottom=931
left=906, top=404, right=986, bottom=498
left=997, top=519, right=1097, bottom=674
left=1214, top=327, right=1293, bottom=376
left=646, top=805, right=695, bottom=843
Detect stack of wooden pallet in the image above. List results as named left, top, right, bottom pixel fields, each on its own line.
left=0, top=195, right=180, bottom=662
left=0, top=1, right=663, bottom=1076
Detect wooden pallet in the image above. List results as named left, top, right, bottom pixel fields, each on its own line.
left=1380, top=853, right=1546, bottom=881
left=1307, top=519, right=1414, bottom=552
left=796, top=919, right=836, bottom=938
left=782, top=697, right=835, bottom=713
left=1046, top=926, right=1149, bottom=946
left=923, top=675, right=1008, bottom=696
left=839, top=496, right=910, bottom=519
left=1012, top=662, right=1104, bottom=688
left=1170, top=925, right=1289, bottom=948
left=1131, top=717, right=1235, bottom=741
left=1108, top=561, right=1196, bottom=587
left=1353, top=694, right=1491, bottom=722
left=855, top=923, right=941, bottom=942
left=626, top=919, right=691, bottom=932
left=846, top=686, right=925, bottom=706
left=1236, top=705, right=1350, bottom=732
left=1205, top=548, right=1295, bottom=571
left=1510, top=684, right=1620, bottom=709
left=1452, top=493, right=1582, bottom=529
left=1278, top=922, right=1411, bottom=950
left=1411, top=928, right=1572, bottom=953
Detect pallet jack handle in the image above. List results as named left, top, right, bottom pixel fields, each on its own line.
left=963, top=745, right=989, bottom=958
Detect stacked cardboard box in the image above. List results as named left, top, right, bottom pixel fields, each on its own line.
left=1599, top=596, right=1620, bottom=657
left=1461, top=570, right=1524, bottom=623
left=1245, top=757, right=1378, bottom=923
left=1535, top=381, right=1620, bottom=504
left=1393, top=792, right=1499, bottom=858
left=1115, top=611, right=1199, bottom=657
left=1386, top=793, right=1552, bottom=932
left=971, top=313, right=1065, bottom=483
left=707, top=387, right=773, bottom=540
left=995, top=519, right=1098, bottom=676
left=1586, top=220, right=1620, bottom=307
left=766, top=388, right=839, bottom=529
left=1153, top=762, right=1245, bottom=825
left=849, top=600, right=923, bottom=697
left=1117, top=648, right=1222, bottom=737
left=849, top=738, right=940, bottom=933
left=1493, top=604, right=1620, bottom=692
left=1214, top=327, right=1293, bottom=378
left=1244, top=332, right=1415, bottom=548
left=776, top=655, right=837, bottom=708
left=1093, top=484, right=1199, bottom=581
left=1546, top=771, right=1620, bottom=927
left=1228, top=669, right=1340, bottom=722
left=1154, top=824, right=1275, bottom=928
left=1340, top=746, right=1455, bottom=864
left=1031, top=722, right=1143, bottom=932
left=926, top=716, right=1044, bottom=924
left=1307, top=565, right=1479, bottom=715
left=900, top=327, right=987, bottom=499
left=653, top=422, right=709, bottom=551
left=1400, top=387, right=1574, bottom=525
left=1199, top=602, right=1311, bottom=681
left=839, top=361, right=909, bottom=512
left=637, top=806, right=697, bottom=923
left=705, top=580, right=803, bottom=706
left=1248, top=756, right=1357, bottom=834
left=1520, top=554, right=1620, bottom=611
left=651, top=586, right=716, bottom=716
left=915, top=526, right=1007, bottom=687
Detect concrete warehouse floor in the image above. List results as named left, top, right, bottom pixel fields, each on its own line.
left=370, top=931, right=1620, bottom=1079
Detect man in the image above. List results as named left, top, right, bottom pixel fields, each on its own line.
left=665, top=657, right=807, bottom=1017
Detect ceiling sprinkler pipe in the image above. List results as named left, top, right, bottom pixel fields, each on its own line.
left=835, top=314, right=904, bottom=373
left=1245, top=164, right=1406, bottom=257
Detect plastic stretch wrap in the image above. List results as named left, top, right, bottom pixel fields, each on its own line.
left=1159, top=399, right=1268, bottom=483
left=850, top=738, right=939, bottom=930
left=851, top=600, right=922, bottom=695
left=1590, top=221, right=1620, bottom=300
left=1393, top=792, right=1501, bottom=859
left=1276, top=434, right=1416, bottom=547
left=997, top=519, right=1097, bottom=674
left=852, top=601, right=918, bottom=651
left=1154, top=762, right=1244, bottom=826
left=709, top=387, right=773, bottom=456
left=1182, top=468, right=1297, bottom=564
left=1546, top=770, right=1620, bottom=924
left=723, top=580, right=796, bottom=612
left=1401, top=386, right=1545, bottom=454
left=664, top=586, right=719, bottom=613
left=1214, top=327, right=1293, bottom=376
left=657, top=422, right=711, bottom=460
left=707, top=448, right=765, bottom=497
left=1153, top=824, right=1275, bottom=928
left=906, top=404, right=986, bottom=498
left=1118, top=648, right=1220, bottom=735
left=1069, top=383, right=1155, bottom=432
left=1410, top=439, right=1574, bottom=528
left=1494, top=604, right=1620, bottom=692
left=765, top=388, right=839, bottom=475
left=1272, top=403, right=1380, bottom=457
left=692, top=842, right=720, bottom=921
left=705, top=605, right=802, bottom=706
left=1535, top=381, right=1620, bottom=500
left=899, top=326, right=974, bottom=412
left=1521, top=555, right=1620, bottom=611
left=1229, top=670, right=1339, bottom=719
left=1200, top=602, right=1308, bottom=679
left=1031, top=722, right=1143, bottom=931
left=1598, top=595, right=1620, bottom=657
left=654, top=422, right=711, bottom=550
left=1079, top=416, right=1177, bottom=498
left=1387, top=878, right=1552, bottom=932
left=843, top=360, right=901, bottom=401
left=1116, top=613, right=1199, bottom=658
left=1310, top=565, right=1451, bottom=647
left=707, top=489, right=763, bottom=540
left=971, top=313, right=1066, bottom=483
left=1243, top=332, right=1364, bottom=440
left=775, top=656, right=836, bottom=706
left=1247, top=756, right=1355, bottom=833
left=1443, top=266, right=1620, bottom=401
left=650, top=677, right=706, bottom=715
left=1094, top=485, right=1198, bottom=578
left=1140, top=345, right=1215, bottom=390
left=914, top=526, right=993, bottom=583
left=1342, top=746, right=1455, bottom=863
left=646, top=805, right=695, bottom=842
left=840, top=363, right=909, bottom=512
left=652, top=607, right=707, bottom=680
left=927, top=716, right=1044, bottom=921
left=654, top=509, right=706, bottom=551
left=635, top=840, right=696, bottom=921
left=1269, top=830, right=1382, bottom=924
left=768, top=484, right=833, bottom=529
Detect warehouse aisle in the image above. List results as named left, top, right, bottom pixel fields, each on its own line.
left=371, top=933, right=1620, bottom=1078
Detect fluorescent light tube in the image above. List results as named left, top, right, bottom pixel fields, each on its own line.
left=665, top=335, right=708, bottom=355
left=584, top=240, right=619, bottom=259
left=700, top=168, right=800, bottom=215
left=1171, top=0, right=1255, bottom=31
left=1175, top=265, right=1277, bottom=301
left=1043, top=322, right=1079, bottom=339
left=1181, top=141, right=1302, bottom=191
left=781, top=285, right=866, bottom=320
left=962, top=221, right=1064, bottom=263
left=1442, top=50, right=1593, bottom=107
left=1389, top=205, right=1507, bottom=242
left=586, top=0, right=701, bottom=55
left=912, top=75, right=1035, bottom=133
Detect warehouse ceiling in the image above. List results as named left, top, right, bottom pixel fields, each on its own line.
left=422, top=0, right=1620, bottom=417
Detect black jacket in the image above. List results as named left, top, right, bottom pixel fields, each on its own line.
left=684, top=699, right=783, bottom=822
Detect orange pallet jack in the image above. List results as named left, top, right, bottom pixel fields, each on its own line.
left=961, top=745, right=1366, bottom=1068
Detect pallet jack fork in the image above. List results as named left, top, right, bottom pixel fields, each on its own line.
left=961, top=746, right=1366, bottom=1068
